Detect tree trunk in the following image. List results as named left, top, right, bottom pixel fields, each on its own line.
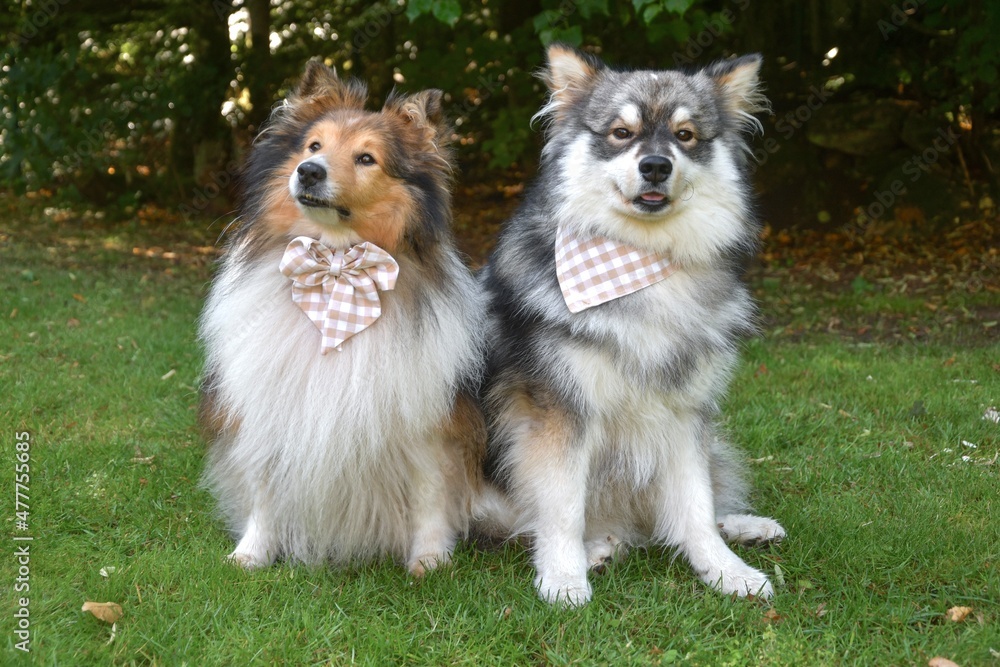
left=246, top=0, right=273, bottom=132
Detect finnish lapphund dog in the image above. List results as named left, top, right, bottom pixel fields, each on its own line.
left=479, top=45, right=786, bottom=605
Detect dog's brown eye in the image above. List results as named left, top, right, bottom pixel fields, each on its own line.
left=308, top=141, right=321, bottom=153
left=612, top=128, right=632, bottom=140
left=675, top=129, right=695, bottom=142
left=356, top=153, right=376, bottom=166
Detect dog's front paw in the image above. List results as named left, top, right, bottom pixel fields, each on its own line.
left=407, top=551, right=452, bottom=578
left=717, top=514, right=786, bottom=547
left=535, top=571, right=592, bottom=607
left=226, top=550, right=273, bottom=571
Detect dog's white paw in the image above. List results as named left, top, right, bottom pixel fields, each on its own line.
left=407, top=551, right=452, bottom=578
left=535, top=571, right=592, bottom=607
left=717, top=514, right=786, bottom=547
left=226, top=550, right=273, bottom=570
left=700, top=559, right=774, bottom=599
left=585, top=534, right=627, bottom=573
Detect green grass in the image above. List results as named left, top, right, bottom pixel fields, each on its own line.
left=2, top=204, right=998, bottom=666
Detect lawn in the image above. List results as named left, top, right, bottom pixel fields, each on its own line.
left=2, top=195, right=998, bottom=666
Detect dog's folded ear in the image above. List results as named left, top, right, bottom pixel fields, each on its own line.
left=704, top=54, right=769, bottom=129
left=386, top=89, right=450, bottom=154
left=537, top=43, right=604, bottom=122
left=292, top=58, right=367, bottom=110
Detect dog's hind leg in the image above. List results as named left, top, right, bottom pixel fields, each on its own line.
left=584, top=532, right=628, bottom=573
left=717, top=514, right=786, bottom=547
left=708, top=434, right=786, bottom=547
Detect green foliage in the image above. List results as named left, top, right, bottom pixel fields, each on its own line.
left=1, top=0, right=999, bottom=197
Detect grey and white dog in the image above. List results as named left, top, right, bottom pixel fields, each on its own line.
left=478, top=44, right=785, bottom=606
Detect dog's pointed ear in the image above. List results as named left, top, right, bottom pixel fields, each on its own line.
left=536, top=43, right=603, bottom=124
left=291, top=58, right=367, bottom=109
left=543, top=42, right=602, bottom=98
left=704, top=54, right=769, bottom=122
left=386, top=89, right=448, bottom=152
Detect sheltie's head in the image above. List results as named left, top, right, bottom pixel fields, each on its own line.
left=235, top=59, right=452, bottom=257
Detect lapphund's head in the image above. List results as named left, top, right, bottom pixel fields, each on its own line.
left=238, top=59, right=452, bottom=255
left=534, top=44, right=767, bottom=261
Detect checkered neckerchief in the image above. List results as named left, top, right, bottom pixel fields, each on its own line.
left=555, top=224, right=675, bottom=313
left=279, top=236, right=399, bottom=353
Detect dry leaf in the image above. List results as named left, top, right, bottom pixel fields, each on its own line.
left=946, top=606, right=973, bottom=622
left=928, top=658, right=960, bottom=667
left=815, top=602, right=827, bottom=618
left=762, top=608, right=782, bottom=623
left=72, top=293, right=87, bottom=303
left=82, top=601, right=123, bottom=623
left=99, top=566, right=116, bottom=578
left=66, top=318, right=81, bottom=328
left=160, top=369, right=176, bottom=381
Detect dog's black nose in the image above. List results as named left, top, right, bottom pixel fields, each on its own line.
left=638, top=155, right=672, bottom=184
left=297, top=161, right=326, bottom=188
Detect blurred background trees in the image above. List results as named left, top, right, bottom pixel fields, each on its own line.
left=2, top=0, right=997, bottom=229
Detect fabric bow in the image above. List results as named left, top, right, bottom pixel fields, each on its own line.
left=279, top=236, right=399, bottom=353
left=555, top=224, right=675, bottom=313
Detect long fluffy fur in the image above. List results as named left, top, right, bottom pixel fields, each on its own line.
left=199, top=60, right=487, bottom=573
left=479, top=45, right=785, bottom=605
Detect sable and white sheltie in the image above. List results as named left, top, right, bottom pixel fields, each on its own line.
left=199, top=60, right=487, bottom=575
left=480, top=45, right=786, bottom=605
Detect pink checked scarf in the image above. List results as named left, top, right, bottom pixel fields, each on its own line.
left=279, top=236, right=399, bottom=353
left=555, top=225, right=675, bottom=313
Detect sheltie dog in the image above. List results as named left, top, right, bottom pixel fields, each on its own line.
left=480, top=45, right=786, bottom=605
left=199, top=60, right=487, bottom=576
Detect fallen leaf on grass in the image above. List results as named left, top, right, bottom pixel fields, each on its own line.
left=130, top=456, right=155, bottom=465
left=66, top=318, right=81, bottom=328
left=946, top=606, right=973, bottom=622
left=762, top=608, right=782, bottom=623
left=72, top=293, right=87, bottom=303
left=99, top=566, right=116, bottom=578
left=928, top=658, right=960, bottom=667
left=82, top=601, right=122, bottom=623
left=160, top=369, right=176, bottom=380
left=815, top=602, right=827, bottom=618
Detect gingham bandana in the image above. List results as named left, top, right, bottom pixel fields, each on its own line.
left=555, top=225, right=675, bottom=313
left=279, top=236, right=399, bottom=354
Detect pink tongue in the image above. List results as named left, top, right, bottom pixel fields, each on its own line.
left=641, top=192, right=665, bottom=202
